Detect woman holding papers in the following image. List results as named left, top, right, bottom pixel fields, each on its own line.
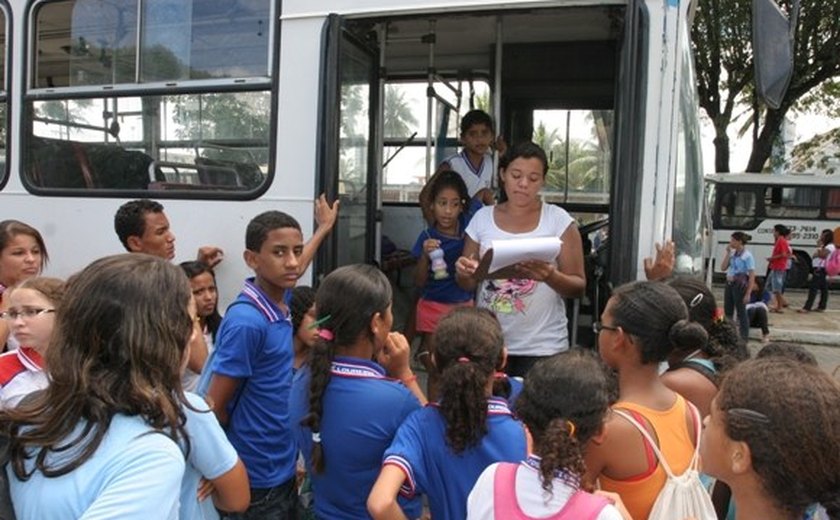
left=455, top=142, right=585, bottom=378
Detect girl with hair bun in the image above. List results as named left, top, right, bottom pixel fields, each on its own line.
left=664, top=277, right=749, bottom=417
left=467, top=350, right=628, bottom=519
left=585, top=280, right=709, bottom=520
left=701, top=358, right=840, bottom=520
left=721, top=231, right=755, bottom=340
left=289, top=264, right=426, bottom=520
left=368, top=307, right=527, bottom=520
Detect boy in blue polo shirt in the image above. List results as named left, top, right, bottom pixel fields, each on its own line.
left=206, top=210, right=306, bottom=519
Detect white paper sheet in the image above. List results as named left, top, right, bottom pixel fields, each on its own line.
left=481, top=236, right=563, bottom=274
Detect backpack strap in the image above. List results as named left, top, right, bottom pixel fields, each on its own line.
left=613, top=401, right=703, bottom=478
left=560, top=490, right=610, bottom=519
left=492, top=462, right=521, bottom=519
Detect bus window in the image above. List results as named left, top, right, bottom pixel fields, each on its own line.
left=827, top=188, right=840, bottom=219
left=25, top=0, right=273, bottom=196
left=764, top=186, right=820, bottom=219
left=535, top=109, right=612, bottom=210
left=717, top=188, right=759, bottom=229
left=382, top=80, right=490, bottom=203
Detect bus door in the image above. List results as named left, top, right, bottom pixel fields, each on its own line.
left=317, top=15, right=380, bottom=277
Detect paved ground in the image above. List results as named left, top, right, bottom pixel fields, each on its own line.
left=711, top=285, right=840, bottom=373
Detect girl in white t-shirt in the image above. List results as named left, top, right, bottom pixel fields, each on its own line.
left=467, top=350, right=629, bottom=520
left=455, top=142, right=585, bottom=377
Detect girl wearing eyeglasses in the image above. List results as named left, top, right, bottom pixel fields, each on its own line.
left=0, top=277, right=64, bottom=408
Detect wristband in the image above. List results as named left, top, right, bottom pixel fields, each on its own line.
left=401, top=374, right=418, bottom=385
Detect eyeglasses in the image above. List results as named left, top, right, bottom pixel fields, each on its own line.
left=592, top=321, right=619, bottom=334
left=0, top=308, right=56, bottom=321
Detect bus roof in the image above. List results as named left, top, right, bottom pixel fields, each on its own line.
left=705, top=173, right=840, bottom=187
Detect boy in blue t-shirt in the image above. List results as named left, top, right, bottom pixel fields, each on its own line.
left=207, top=208, right=330, bottom=519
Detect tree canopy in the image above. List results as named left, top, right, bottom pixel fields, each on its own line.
left=692, top=0, right=840, bottom=172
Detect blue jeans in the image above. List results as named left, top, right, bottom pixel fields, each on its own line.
left=223, top=477, right=298, bottom=520
left=724, top=281, right=749, bottom=340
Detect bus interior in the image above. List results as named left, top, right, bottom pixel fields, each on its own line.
left=322, top=5, right=633, bottom=347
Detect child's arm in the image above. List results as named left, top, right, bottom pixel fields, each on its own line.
left=206, top=460, right=250, bottom=512
left=367, top=465, right=410, bottom=520
left=378, top=332, right=428, bottom=406
left=206, top=374, right=241, bottom=427
left=298, top=194, right=340, bottom=276
left=413, top=238, right=440, bottom=288
left=455, top=236, right=481, bottom=291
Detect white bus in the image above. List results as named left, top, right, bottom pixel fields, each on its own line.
left=705, top=173, right=840, bottom=287
left=0, top=0, right=706, bottom=342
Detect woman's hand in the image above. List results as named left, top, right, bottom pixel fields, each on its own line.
left=515, top=260, right=556, bottom=282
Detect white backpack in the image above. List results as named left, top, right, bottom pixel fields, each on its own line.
left=613, top=403, right=716, bottom=520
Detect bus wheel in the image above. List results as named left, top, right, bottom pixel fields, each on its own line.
left=786, top=251, right=812, bottom=289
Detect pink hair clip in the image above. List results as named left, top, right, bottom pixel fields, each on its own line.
left=318, top=329, right=334, bottom=341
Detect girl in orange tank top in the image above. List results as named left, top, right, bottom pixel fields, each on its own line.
left=585, top=281, right=707, bottom=520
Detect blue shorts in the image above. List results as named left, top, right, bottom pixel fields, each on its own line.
left=765, top=270, right=786, bottom=292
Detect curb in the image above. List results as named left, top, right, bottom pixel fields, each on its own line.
left=750, top=329, right=840, bottom=347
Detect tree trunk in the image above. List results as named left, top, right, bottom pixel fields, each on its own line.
left=713, top=119, right=730, bottom=172
left=746, top=107, right=788, bottom=172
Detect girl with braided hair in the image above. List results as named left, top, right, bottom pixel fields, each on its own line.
left=368, top=307, right=526, bottom=520
left=289, top=264, right=426, bottom=520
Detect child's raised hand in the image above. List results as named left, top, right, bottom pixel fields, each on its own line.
left=378, top=332, right=413, bottom=381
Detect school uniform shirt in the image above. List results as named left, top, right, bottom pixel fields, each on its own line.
left=383, top=397, right=527, bottom=520
left=180, top=392, right=240, bottom=520
left=466, top=203, right=574, bottom=356
left=8, top=414, right=185, bottom=519
left=726, top=249, right=755, bottom=279
left=289, top=357, right=423, bottom=520
left=444, top=150, right=494, bottom=198
left=411, top=225, right=473, bottom=304
left=0, top=346, right=48, bottom=408
left=208, top=278, right=296, bottom=489
left=467, top=456, right=623, bottom=520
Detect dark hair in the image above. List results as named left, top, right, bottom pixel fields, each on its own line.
left=179, top=261, right=222, bottom=341
left=291, top=286, right=317, bottom=334
left=433, top=308, right=504, bottom=453
left=0, top=220, right=49, bottom=272
left=245, top=211, right=301, bottom=252
left=499, top=141, right=549, bottom=177
left=667, top=277, right=750, bottom=371
left=756, top=342, right=818, bottom=366
left=302, top=264, right=392, bottom=474
left=2, top=254, right=192, bottom=479
left=731, top=231, right=752, bottom=245
left=428, top=170, right=470, bottom=211
left=773, top=224, right=789, bottom=235
left=114, top=199, right=164, bottom=250
left=515, top=350, right=611, bottom=493
left=460, top=109, right=494, bottom=135
left=718, top=359, right=840, bottom=519
left=610, top=281, right=708, bottom=364
left=820, top=229, right=835, bottom=247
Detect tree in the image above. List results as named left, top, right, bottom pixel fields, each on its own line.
left=692, top=0, right=840, bottom=172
